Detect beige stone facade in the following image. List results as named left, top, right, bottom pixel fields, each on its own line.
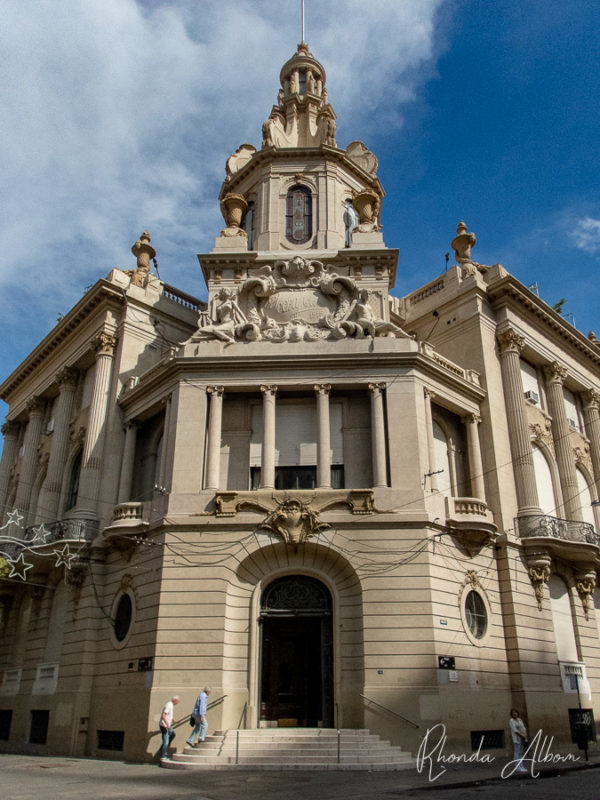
left=1, top=43, right=600, bottom=763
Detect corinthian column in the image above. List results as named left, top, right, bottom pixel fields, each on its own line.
left=77, top=333, right=117, bottom=515
left=583, top=390, right=600, bottom=511
left=260, top=385, right=278, bottom=489
left=205, top=386, right=224, bottom=490
left=315, top=384, right=331, bottom=489
left=14, top=396, right=46, bottom=522
left=544, top=362, right=580, bottom=520
left=0, top=421, right=21, bottom=517
left=424, top=389, right=438, bottom=492
left=369, top=383, right=388, bottom=488
left=41, top=366, right=79, bottom=519
left=497, top=328, right=540, bottom=515
left=463, top=413, right=486, bottom=500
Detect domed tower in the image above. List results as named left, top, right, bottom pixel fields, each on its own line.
left=210, top=42, right=394, bottom=257
left=198, top=42, right=400, bottom=340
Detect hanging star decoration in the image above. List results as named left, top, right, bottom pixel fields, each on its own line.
left=30, top=524, right=50, bottom=545
left=4, top=508, right=24, bottom=528
left=7, top=552, right=34, bottom=581
left=53, top=544, right=76, bottom=570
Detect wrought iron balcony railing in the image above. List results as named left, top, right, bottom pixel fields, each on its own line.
left=516, top=514, right=599, bottom=547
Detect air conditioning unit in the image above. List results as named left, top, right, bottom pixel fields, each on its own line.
left=524, top=390, right=539, bottom=404
left=46, top=418, right=55, bottom=434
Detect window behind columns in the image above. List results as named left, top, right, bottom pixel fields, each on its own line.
left=576, top=467, right=595, bottom=527
left=431, top=408, right=468, bottom=497
left=131, top=412, right=164, bottom=501
left=249, top=399, right=344, bottom=489
left=563, top=386, right=582, bottom=431
left=532, top=443, right=557, bottom=516
left=549, top=575, right=578, bottom=662
left=520, top=358, right=542, bottom=406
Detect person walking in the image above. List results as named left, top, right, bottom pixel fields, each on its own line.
left=186, top=687, right=211, bottom=747
left=159, top=695, right=179, bottom=760
left=509, top=707, right=528, bottom=772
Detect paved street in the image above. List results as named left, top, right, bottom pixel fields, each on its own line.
left=2, top=754, right=600, bottom=800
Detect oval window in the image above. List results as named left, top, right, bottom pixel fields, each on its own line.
left=464, top=590, right=487, bottom=639
left=113, top=593, right=133, bottom=642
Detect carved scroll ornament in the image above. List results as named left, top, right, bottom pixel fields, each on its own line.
left=187, top=256, right=411, bottom=344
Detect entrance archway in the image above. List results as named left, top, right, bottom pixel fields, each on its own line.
left=259, top=575, right=333, bottom=727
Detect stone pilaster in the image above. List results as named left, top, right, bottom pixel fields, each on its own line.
left=205, top=387, right=225, bottom=491
left=369, top=383, right=387, bottom=488
left=14, top=396, right=46, bottom=521
left=77, top=333, right=117, bottom=515
left=156, top=397, right=172, bottom=493
left=260, top=385, right=278, bottom=489
left=582, top=390, right=600, bottom=503
left=315, top=384, right=331, bottom=489
left=544, top=362, right=580, bottom=520
left=497, top=328, right=540, bottom=515
left=0, top=421, right=21, bottom=517
left=117, top=421, right=139, bottom=503
left=40, top=366, right=79, bottom=519
left=463, top=412, right=486, bottom=500
left=423, top=389, right=438, bottom=492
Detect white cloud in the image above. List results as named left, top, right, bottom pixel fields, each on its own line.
left=571, top=217, right=600, bottom=254
left=0, top=0, right=444, bottom=379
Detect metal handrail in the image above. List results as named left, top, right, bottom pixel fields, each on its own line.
left=516, top=514, right=599, bottom=546
left=360, top=694, right=419, bottom=729
left=237, top=701, right=247, bottom=729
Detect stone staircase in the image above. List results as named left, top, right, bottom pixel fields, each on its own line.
left=161, top=728, right=414, bottom=771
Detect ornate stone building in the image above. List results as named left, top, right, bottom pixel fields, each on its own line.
left=1, top=42, right=600, bottom=764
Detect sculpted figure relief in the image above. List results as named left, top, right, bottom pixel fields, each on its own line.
left=186, top=257, right=411, bottom=345
left=258, top=499, right=329, bottom=545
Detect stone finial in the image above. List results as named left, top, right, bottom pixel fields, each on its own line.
left=451, top=221, right=477, bottom=264
left=130, top=231, right=156, bottom=287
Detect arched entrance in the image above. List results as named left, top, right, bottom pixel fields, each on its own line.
left=259, top=575, right=333, bottom=727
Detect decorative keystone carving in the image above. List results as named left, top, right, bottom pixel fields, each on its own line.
left=497, top=328, right=525, bottom=355
left=543, top=361, right=568, bottom=386
left=575, top=571, right=597, bottom=619
left=93, top=333, right=118, bottom=357
left=186, top=257, right=411, bottom=345
left=525, top=551, right=552, bottom=609
left=461, top=570, right=482, bottom=590
left=258, top=499, right=330, bottom=545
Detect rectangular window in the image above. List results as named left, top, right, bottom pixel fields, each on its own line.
left=470, top=730, right=504, bottom=750
left=0, top=709, right=12, bottom=740
left=250, top=465, right=345, bottom=490
left=97, top=730, right=125, bottom=751
left=29, top=710, right=50, bottom=744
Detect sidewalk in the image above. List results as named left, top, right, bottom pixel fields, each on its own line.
left=2, top=750, right=600, bottom=800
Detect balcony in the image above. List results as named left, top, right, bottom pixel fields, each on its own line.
left=104, top=502, right=149, bottom=546
left=445, top=496, right=497, bottom=554
left=1, top=518, right=99, bottom=560
left=516, top=514, right=600, bottom=565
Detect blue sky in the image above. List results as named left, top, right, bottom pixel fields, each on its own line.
left=1, top=0, right=599, bottom=423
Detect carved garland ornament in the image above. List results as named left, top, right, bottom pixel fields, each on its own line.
left=187, top=256, right=411, bottom=345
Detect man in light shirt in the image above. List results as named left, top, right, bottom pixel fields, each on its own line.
left=186, top=687, right=211, bottom=747
left=159, top=695, right=179, bottom=760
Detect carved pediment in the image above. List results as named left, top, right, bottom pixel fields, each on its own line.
left=187, top=256, right=410, bottom=344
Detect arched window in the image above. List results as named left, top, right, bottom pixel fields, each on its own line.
left=576, top=467, right=595, bottom=527
left=532, top=443, right=556, bottom=515
left=66, top=450, right=82, bottom=511
left=285, top=185, right=312, bottom=244
left=549, top=575, right=578, bottom=661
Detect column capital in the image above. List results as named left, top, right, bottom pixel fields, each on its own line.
left=206, top=385, right=225, bottom=397
left=260, top=385, right=278, bottom=397
left=582, top=389, right=600, bottom=411
left=497, top=327, right=525, bottom=355
left=123, top=419, right=139, bottom=432
left=543, top=361, right=568, bottom=386
left=92, top=332, right=118, bottom=357
left=462, top=412, right=482, bottom=426
left=314, top=384, right=331, bottom=396
left=26, top=395, right=46, bottom=416
left=1, top=420, right=20, bottom=438
left=368, top=382, right=386, bottom=393
left=56, top=366, right=79, bottom=390
left=424, top=387, right=436, bottom=400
